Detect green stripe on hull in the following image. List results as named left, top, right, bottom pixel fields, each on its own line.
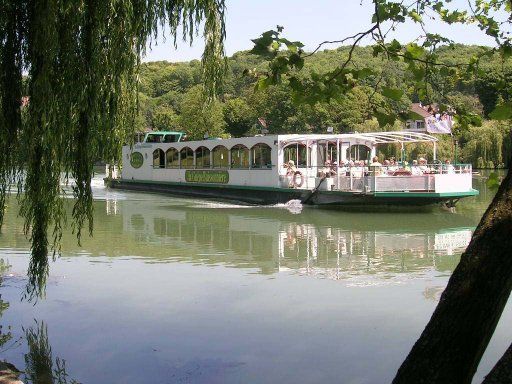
left=373, top=189, right=479, bottom=198
left=110, top=179, right=479, bottom=205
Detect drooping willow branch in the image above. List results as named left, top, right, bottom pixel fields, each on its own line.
left=0, top=0, right=226, bottom=299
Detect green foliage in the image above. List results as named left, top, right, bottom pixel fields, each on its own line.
left=0, top=0, right=227, bottom=297
left=223, top=98, right=255, bottom=137
left=487, top=172, right=501, bottom=190
left=137, top=44, right=510, bottom=163
left=151, top=106, right=181, bottom=131
left=180, top=85, right=226, bottom=140
left=462, top=120, right=508, bottom=168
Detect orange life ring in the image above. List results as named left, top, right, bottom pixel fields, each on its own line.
left=293, top=171, right=304, bottom=187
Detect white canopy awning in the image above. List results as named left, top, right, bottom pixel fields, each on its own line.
left=278, top=131, right=438, bottom=146
left=349, top=131, right=439, bottom=145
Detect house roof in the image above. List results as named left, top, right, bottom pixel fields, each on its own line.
left=410, top=103, right=433, bottom=119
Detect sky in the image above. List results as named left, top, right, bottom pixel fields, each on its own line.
left=143, top=0, right=499, bottom=63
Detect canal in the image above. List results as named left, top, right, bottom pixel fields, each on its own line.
left=0, top=171, right=509, bottom=383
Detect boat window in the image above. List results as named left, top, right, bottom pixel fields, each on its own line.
left=195, top=146, right=211, bottom=168
left=212, top=145, right=229, bottom=168
left=180, top=147, right=194, bottom=168
left=283, top=143, right=310, bottom=167
left=163, top=134, right=178, bottom=143
left=327, top=141, right=338, bottom=163
left=318, top=141, right=338, bottom=165
left=166, top=148, right=179, bottom=168
left=251, top=143, right=272, bottom=168
left=230, top=145, right=249, bottom=169
left=347, top=144, right=371, bottom=161
left=153, top=149, right=165, bottom=168
left=146, top=134, right=164, bottom=143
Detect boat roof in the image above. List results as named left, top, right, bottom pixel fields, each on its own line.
left=145, top=131, right=184, bottom=135
left=277, top=131, right=438, bottom=145
left=348, top=131, right=438, bottom=144
left=138, top=131, right=438, bottom=147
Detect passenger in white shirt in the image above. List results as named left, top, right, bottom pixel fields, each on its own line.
left=444, top=159, right=455, bottom=174
left=411, top=159, right=423, bottom=175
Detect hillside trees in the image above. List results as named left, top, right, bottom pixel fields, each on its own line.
left=180, top=85, right=225, bottom=140
left=136, top=44, right=509, bottom=166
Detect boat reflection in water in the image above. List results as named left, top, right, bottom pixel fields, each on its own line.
left=113, top=195, right=474, bottom=285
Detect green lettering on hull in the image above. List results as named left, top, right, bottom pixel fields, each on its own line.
left=185, top=170, right=229, bottom=184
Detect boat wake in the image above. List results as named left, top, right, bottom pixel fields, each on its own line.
left=277, top=199, right=303, bottom=214
left=192, top=199, right=304, bottom=214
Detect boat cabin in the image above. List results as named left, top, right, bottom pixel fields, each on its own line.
left=116, top=131, right=476, bottom=205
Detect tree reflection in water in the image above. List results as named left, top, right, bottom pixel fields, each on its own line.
left=0, top=259, right=17, bottom=353
left=23, top=321, right=80, bottom=384
left=0, top=258, right=78, bottom=384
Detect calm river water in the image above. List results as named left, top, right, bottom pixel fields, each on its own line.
left=0, top=172, right=510, bottom=383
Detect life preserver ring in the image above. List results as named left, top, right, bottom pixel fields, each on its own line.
left=292, top=171, right=304, bottom=187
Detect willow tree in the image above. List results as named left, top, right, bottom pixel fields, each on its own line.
left=0, top=0, right=226, bottom=297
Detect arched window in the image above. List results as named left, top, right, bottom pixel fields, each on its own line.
left=166, top=148, right=179, bottom=168
left=180, top=147, right=194, bottom=168
left=212, top=145, right=228, bottom=168
left=230, top=144, right=249, bottom=168
left=195, top=146, right=211, bottom=168
left=251, top=143, right=272, bottom=168
left=283, top=143, right=310, bottom=167
left=153, top=149, right=165, bottom=168
left=347, top=144, right=371, bottom=161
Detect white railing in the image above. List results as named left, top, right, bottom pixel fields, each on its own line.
left=279, top=164, right=472, bottom=193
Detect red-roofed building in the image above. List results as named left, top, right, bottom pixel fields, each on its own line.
left=406, top=103, right=432, bottom=132
left=406, top=103, right=453, bottom=134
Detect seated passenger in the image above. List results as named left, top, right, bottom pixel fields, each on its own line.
left=383, top=159, right=391, bottom=175
left=369, top=156, right=382, bottom=175
left=418, top=157, right=429, bottom=173
left=411, top=159, right=422, bottom=175
left=331, top=161, right=339, bottom=175
left=389, top=158, right=399, bottom=172
left=319, top=160, right=336, bottom=178
left=443, top=159, right=455, bottom=174
left=350, top=161, right=363, bottom=177
left=338, top=160, right=348, bottom=175
left=370, top=156, right=381, bottom=166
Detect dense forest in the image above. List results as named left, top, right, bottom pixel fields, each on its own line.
left=138, top=44, right=511, bottom=168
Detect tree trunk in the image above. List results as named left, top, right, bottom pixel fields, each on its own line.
left=393, top=166, right=512, bottom=384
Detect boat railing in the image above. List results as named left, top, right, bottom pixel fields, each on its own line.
left=279, top=164, right=472, bottom=193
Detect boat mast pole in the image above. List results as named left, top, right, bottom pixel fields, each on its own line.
left=336, top=139, right=340, bottom=165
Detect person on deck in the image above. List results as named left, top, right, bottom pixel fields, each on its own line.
left=443, top=159, right=455, bottom=174
left=418, top=157, right=429, bottom=173
left=283, top=160, right=298, bottom=188
left=411, top=159, right=422, bottom=175
left=370, top=156, right=383, bottom=176
left=338, top=160, right=348, bottom=175
left=319, top=160, right=334, bottom=177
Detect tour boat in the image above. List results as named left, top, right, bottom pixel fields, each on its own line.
left=106, top=130, right=479, bottom=207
